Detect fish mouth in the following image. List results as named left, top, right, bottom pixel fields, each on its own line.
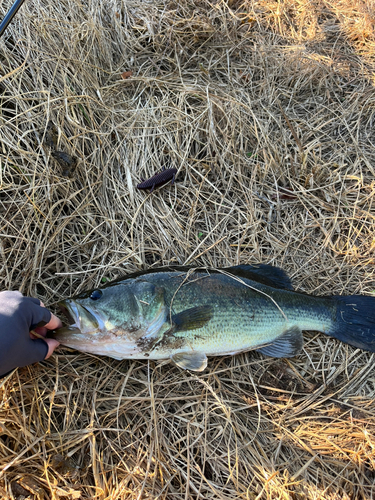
left=58, top=300, right=99, bottom=332
left=59, top=301, right=76, bottom=325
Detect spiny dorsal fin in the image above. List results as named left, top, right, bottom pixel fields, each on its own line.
left=225, top=264, right=294, bottom=290
left=257, top=326, right=303, bottom=358
left=172, top=305, right=213, bottom=332
left=171, top=352, right=208, bottom=371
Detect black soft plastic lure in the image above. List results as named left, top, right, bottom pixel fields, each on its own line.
left=137, top=167, right=177, bottom=192
left=43, top=121, right=58, bottom=149
left=51, top=150, right=77, bottom=177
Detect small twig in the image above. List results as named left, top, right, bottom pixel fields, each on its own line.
left=30, top=329, right=45, bottom=340
left=277, top=99, right=304, bottom=156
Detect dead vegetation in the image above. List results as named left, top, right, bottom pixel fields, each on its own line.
left=0, top=0, right=375, bottom=498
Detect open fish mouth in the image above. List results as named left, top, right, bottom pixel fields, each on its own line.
left=58, top=300, right=99, bottom=332
left=52, top=300, right=102, bottom=343
left=59, top=302, right=76, bottom=326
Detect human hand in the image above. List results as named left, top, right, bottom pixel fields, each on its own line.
left=0, top=291, right=62, bottom=377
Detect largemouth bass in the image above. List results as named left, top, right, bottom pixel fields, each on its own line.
left=53, top=265, right=375, bottom=371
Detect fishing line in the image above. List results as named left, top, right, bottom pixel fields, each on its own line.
left=0, top=0, right=27, bottom=38
left=217, top=269, right=289, bottom=322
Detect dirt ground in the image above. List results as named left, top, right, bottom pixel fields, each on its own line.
left=0, top=0, right=374, bottom=498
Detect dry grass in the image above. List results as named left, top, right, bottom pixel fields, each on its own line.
left=0, top=0, right=375, bottom=498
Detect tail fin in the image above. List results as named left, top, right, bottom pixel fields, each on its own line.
left=328, top=296, right=375, bottom=352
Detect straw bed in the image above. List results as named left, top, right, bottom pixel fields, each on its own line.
left=1, top=0, right=375, bottom=498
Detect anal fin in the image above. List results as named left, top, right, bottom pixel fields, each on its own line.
left=171, top=352, right=208, bottom=371
left=257, top=326, right=303, bottom=358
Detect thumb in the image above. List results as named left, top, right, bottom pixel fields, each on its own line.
left=43, top=338, right=60, bottom=359
left=44, top=312, right=63, bottom=330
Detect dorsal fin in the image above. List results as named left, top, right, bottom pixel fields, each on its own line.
left=225, top=264, right=294, bottom=290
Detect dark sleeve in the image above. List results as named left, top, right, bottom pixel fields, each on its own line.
left=0, top=291, right=51, bottom=378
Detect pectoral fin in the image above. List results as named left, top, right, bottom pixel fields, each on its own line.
left=171, top=352, right=208, bottom=371
left=172, top=305, right=213, bottom=332
left=257, top=326, right=303, bottom=358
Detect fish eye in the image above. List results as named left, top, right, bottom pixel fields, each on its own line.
left=90, top=290, right=103, bottom=300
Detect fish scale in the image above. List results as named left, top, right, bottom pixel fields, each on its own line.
left=53, top=265, right=375, bottom=371
left=150, top=274, right=327, bottom=356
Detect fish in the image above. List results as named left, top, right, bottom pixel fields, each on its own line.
left=52, top=265, right=375, bottom=371
left=137, top=167, right=177, bottom=192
